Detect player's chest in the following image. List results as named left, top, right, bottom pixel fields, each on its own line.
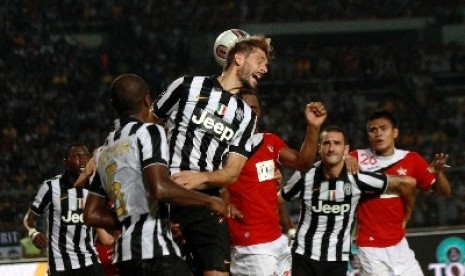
left=358, top=155, right=412, bottom=176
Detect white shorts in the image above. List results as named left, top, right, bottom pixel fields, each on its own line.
left=357, top=237, right=424, bottom=276
left=230, top=234, right=291, bottom=276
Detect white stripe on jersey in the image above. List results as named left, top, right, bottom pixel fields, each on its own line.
left=154, top=75, right=256, bottom=174
left=92, top=119, right=180, bottom=262
left=281, top=163, right=387, bottom=261
left=30, top=175, right=98, bottom=272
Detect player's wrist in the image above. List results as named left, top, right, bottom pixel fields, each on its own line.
left=28, top=228, right=40, bottom=240
left=287, top=228, right=296, bottom=239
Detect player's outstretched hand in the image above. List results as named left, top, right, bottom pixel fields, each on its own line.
left=228, top=203, right=243, bottom=219
left=344, top=155, right=360, bottom=175
left=305, top=102, right=327, bottom=128
left=208, top=196, right=228, bottom=223
left=171, top=171, right=208, bottom=190
left=427, top=153, right=450, bottom=174
left=31, top=232, right=48, bottom=249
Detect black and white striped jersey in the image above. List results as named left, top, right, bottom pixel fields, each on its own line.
left=153, top=75, right=257, bottom=177
left=280, top=162, right=388, bottom=261
left=89, top=118, right=181, bottom=262
left=30, top=175, right=99, bottom=272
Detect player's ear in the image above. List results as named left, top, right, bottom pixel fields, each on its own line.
left=234, top=52, right=244, bottom=66
left=393, top=128, right=399, bottom=139
left=144, top=92, right=152, bottom=108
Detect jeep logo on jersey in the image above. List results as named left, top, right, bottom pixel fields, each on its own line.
left=61, top=210, right=84, bottom=224
left=312, top=200, right=350, bottom=215
left=191, top=109, right=237, bottom=142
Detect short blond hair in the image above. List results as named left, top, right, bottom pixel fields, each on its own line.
left=224, top=35, right=274, bottom=70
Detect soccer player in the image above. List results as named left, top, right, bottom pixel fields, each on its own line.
left=152, top=35, right=272, bottom=275
left=227, top=89, right=327, bottom=276
left=83, top=74, right=228, bottom=276
left=350, top=110, right=451, bottom=276
left=23, top=143, right=104, bottom=276
left=280, top=126, right=418, bottom=276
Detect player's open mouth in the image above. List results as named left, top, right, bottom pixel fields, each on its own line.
left=79, top=166, right=86, bottom=172
left=252, top=73, right=261, bottom=81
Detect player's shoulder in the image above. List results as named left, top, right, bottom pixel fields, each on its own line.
left=400, top=150, right=426, bottom=161
left=41, top=174, right=62, bottom=187
left=394, top=148, right=418, bottom=159
left=137, top=123, right=166, bottom=136
left=262, top=132, right=286, bottom=145
left=349, top=148, right=369, bottom=157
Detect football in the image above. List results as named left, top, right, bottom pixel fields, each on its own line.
left=213, top=29, right=250, bottom=67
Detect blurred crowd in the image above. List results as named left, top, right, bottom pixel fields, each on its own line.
left=1, top=0, right=465, bottom=234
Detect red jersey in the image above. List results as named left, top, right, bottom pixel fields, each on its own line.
left=228, top=133, right=287, bottom=246
left=350, top=149, right=435, bottom=247
left=95, top=241, right=118, bottom=275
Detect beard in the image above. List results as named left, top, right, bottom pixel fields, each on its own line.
left=238, top=65, right=256, bottom=89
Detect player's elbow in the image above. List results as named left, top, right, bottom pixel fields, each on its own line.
left=435, top=186, right=452, bottom=197
left=294, top=160, right=313, bottom=173
left=224, top=171, right=241, bottom=186
left=83, top=209, right=98, bottom=227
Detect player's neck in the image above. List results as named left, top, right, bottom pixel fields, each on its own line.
left=217, top=71, right=242, bottom=94
left=322, top=162, right=344, bottom=180
left=373, top=147, right=395, bottom=157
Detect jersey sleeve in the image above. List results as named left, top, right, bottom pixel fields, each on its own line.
left=138, top=124, right=169, bottom=169
left=30, top=181, right=52, bottom=215
left=88, top=170, right=108, bottom=198
left=409, top=152, right=435, bottom=191
left=153, top=76, right=185, bottom=119
left=353, top=171, right=388, bottom=195
left=348, top=150, right=359, bottom=160
left=280, top=170, right=305, bottom=201
left=269, top=133, right=288, bottom=161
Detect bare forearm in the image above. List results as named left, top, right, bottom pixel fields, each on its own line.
left=155, top=180, right=215, bottom=207
left=403, top=191, right=416, bottom=227
left=296, top=125, right=320, bottom=171
left=24, top=210, right=40, bottom=232
left=385, top=175, right=416, bottom=195
left=202, top=168, right=239, bottom=187
left=432, top=172, right=451, bottom=197
left=84, top=210, right=120, bottom=231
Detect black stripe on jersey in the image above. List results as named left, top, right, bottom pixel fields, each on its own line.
left=281, top=172, right=306, bottom=202
left=203, top=87, right=231, bottom=170
left=182, top=77, right=212, bottom=170
left=114, top=128, right=122, bottom=141
left=153, top=219, right=163, bottom=257
left=155, top=77, right=187, bottom=117
left=336, top=171, right=352, bottom=260
left=319, top=178, right=337, bottom=261
left=290, top=172, right=312, bottom=253
left=73, top=188, right=86, bottom=268
left=169, top=76, right=192, bottom=168
left=130, top=213, right=148, bottom=260
left=59, top=179, right=72, bottom=270
left=85, top=226, right=99, bottom=265
left=356, top=172, right=388, bottom=194
left=228, top=98, right=256, bottom=158
left=30, top=180, right=52, bottom=214
left=129, top=122, right=143, bottom=136
left=103, top=137, right=109, bottom=147
left=303, top=166, right=323, bottom=257
left=48, top=181, right=57, bottom=272
left=153, top=208, right=176, bottom=256
left=145, top=124, right=167, bottom=165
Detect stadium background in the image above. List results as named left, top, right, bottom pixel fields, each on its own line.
left=0, top=1, right=464, bottom=275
